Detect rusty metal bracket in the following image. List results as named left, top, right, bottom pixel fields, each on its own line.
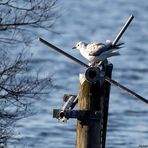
left=53, top=109, right=101, bottom=121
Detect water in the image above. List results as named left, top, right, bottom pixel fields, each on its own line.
left=9, top=1, right=148, bottom=148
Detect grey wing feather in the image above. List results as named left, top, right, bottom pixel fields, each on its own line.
left=89, top=42, right=112, bottom=56
left=89, top=42, right=124, bottom=56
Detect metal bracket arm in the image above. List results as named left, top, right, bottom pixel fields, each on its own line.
left=53, top=109, right=101, bottom=121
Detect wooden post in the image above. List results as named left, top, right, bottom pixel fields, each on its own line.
left=76, top=72, right=102, bottom=148
left=76, top=64, right=113, bottom=148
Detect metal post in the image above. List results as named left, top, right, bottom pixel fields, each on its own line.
left=101, top=63, right=113, bottom=148
left=112, top=15, right=134, bottom=46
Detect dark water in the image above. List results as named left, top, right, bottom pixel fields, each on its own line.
left=9, top=1, right=148, bottom=148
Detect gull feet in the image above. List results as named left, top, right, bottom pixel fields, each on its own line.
left=89, top=62, right=101, bottom=67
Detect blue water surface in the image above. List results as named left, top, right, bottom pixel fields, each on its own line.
left=9, top=1, right=148, bottom=148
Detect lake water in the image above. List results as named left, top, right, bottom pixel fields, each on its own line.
left=9, top=1, right=148, bottom=148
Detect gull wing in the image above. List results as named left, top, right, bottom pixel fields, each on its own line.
left=89, top=42, right=124, bottom=56
left=88, top=42, right=111, bottom=56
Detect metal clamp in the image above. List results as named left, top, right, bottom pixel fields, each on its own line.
left=53, top=109, right=101, bottom=122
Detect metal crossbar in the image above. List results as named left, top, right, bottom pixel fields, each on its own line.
left=38, top=15, right=148, bottom=104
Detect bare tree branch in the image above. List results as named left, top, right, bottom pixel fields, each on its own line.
left=0, top=0, right=59, bottom=45
left=0, top=0, right=59, bottom=146
left=0, top=49, right=53, bottom=146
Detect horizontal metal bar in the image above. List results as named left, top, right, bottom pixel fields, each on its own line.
left=105, top=76, right=148, bottom=104
left=38, top=38, right=89, bottom=68
left=39, top=38, right=148, bottom=104
left=53, top=109, right=101, bottom=121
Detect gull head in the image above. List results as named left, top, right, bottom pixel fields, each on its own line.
left=72, top=41, right=87, bottom=50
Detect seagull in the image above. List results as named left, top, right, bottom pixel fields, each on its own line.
left=72, top=40, right=124, bottom=66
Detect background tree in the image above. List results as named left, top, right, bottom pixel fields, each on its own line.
left=0, top=0, right=58, bottom=45
left=0, top=0, right=59, bottom=147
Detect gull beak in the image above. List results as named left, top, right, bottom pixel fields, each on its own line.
left=72, top=46, right=76, bottom=49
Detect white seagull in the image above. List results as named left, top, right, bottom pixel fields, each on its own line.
left=72, top=40, right=123, bottom=66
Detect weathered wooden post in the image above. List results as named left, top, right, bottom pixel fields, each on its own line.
left=76, top=63, right=113, bottom=148
left=76, top=70, right=101, bottom=148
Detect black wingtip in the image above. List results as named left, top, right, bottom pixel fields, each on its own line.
left=112, top=42, right=125, bottom=49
